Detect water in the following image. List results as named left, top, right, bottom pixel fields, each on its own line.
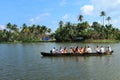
left=0, top=42, right=120, bottom=80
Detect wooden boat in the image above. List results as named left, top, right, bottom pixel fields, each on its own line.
left=41, top=51, right=113, bottom=57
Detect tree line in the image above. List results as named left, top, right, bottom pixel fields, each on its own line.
left=0, top=11, right=120, bottom=42
left=55, top=11, right=120, bottom=42
left=0, top=23, right=51, bottom=42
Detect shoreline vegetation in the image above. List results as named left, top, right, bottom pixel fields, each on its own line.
left=0, top=11, right=120, bottom=43
left=83, top=39, right=120, bottom=43
left=0, top=39, right=119, bottom=43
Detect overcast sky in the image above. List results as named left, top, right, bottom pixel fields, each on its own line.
left=0, top=0, right=120, bottom=32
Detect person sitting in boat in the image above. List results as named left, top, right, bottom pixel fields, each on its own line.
left=108, top=46, right=112, bottom=52
left=70, top=47, right=75, bottom=53
left=100, top=46, right=105, bottom=53
left=79, top=47, right=84, bottom=54
left=96, top=46, right=100, bottom=53
left=63, top=47, right=68, bottom=53
left=75, top=46, right=79, bottom=53
left=86, top=46, right=92, bottom=53
left=83, top=46, right=87, bottom=53
left=105, top=46, right=112, bottom=53
left=52, top=47, right=56, bottom=53
left=59, top=47, right=64, bottom=53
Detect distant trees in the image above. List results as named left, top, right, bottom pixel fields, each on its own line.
left=20, top=24, right=51, bottom=42
left=54, top=11, right=120, bottom=42
left=55, top=20, right=120, bottom=42
left=0, top=23, right=51, bottom=42
left=0, top=11, right=120, bottom=42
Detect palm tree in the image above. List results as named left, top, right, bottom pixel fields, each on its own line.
left=106, top=16, right=111, bottom=25
left=78, top=15, right=83, bottom=23
left=6, top=22, right=12, bottom=31
left=12, top=24, right=19, bottom=32
left=29, top=25, right=35, bottom=40
left=100, top=11, right=106, bottom=26
left=11, top=24, right=19, bottom=41
left=47, top=28, right=51, bottom=33
left=59, top=21, right=63, bottom=28
left=41, top=25, right=47, bottom=39
left=81, top=21, right=90, bottom=29
left=92, top=22, right=101, bottom=31
left=21, top=23, right=29, bottom=41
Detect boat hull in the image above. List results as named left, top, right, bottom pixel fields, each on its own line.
left=41, top=51, right=113, bottom=57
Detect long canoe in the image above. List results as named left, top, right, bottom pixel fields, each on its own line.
left=41, top=51, right=113, bottom=57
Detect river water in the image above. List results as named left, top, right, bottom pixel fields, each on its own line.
left=0, top=42, right=120, bottom=80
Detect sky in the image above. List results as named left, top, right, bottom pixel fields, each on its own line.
left=0, top=0, right=120, bottom=32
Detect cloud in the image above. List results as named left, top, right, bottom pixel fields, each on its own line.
left=80, top=5, right=94, bottom=15
left=87, top=0, right=120, bottom=17
left=29, top=13, right=50, bottom=25
left=90, top=0, right=120, bottom=11
left=60, top=0, right=67, bottom=6
left=62, top=14, right=69, bottom=20
left=62, top=14, right=76, bottom=22
left=0, top=25, right=6, bottom=30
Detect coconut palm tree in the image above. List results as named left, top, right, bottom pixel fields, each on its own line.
left=92, top=22, right=101, bottom=31
left=21, top=23, right=30, bottom=41
left=47, top=28, right=51, bottom=33
left=100, top=11, right=106, bottom=26
left=78, top=15, right=83, bottom=23
left=41, top=25, right=47, bottom=39
left=6, top=22, right=12, bottom=31
left=81, top=21, right=90, bottom=29
left=21, top=23, right=27, bottom=33
left=12, top=24, right=19, bottom=32
left=59, top=20, right=63, bottom=28
left=106, top=16, right=111, bottom=25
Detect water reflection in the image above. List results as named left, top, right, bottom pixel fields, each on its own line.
left=41, top=55, right=113, bottom=65
left=41, top=55, right=114, bottom=80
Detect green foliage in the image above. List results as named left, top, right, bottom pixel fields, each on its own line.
left=55, top=21, right=120, bottom=42
left=0, top=23, right=51, bottom=42
left=1, top=11, right=120, bottom=42
left=54, top=11, right=120, bottom=42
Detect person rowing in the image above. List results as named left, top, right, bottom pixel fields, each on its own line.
left=70, top=47, right=75, bottom=53
left=86, top=46, right=92, bottom=53
left=75, top=46, right=79, bottom=53
left=107, top=46, right=112, bottom=52
left=52, top=47, right=56, bottom=53
left=63, top=47, right=68, bottom=53
left=96, top=46, right=100, bottom=53
left=105, top=46, right=113, bottom=54
left=79, top=47, right=84, bottom=54
left=100, top=46, right=105, bottom=53
left=59, top=47, right=64, bottom=53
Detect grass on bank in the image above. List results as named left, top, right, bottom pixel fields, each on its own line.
left=83, top=39, right=120, bottom=43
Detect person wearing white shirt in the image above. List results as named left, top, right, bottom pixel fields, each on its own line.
left=108, top=46, right=112, bottom=52
left=52, top=47, right=56, bottom=53
left=96, top=46, right=100, bottom=53
left=86, top=46, right=92, bottom=53
left=100, top=46, right=105, bottom=53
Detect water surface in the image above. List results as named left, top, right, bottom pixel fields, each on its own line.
left=0, top=42, right=120, bottom=80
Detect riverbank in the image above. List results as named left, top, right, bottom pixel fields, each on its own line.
left=0, top=39, right=119, bottom=43
left=83, top=39, right=120, bottom=43
left=0, top=40, right=56, bottom=43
